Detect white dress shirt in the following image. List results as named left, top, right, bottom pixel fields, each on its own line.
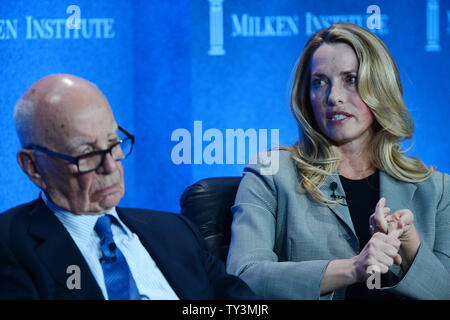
left=42, top=192, right=179, bottom=300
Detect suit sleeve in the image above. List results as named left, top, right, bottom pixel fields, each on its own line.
left=226, top=159, right=333, bottom=300
left=176, top=214, right=260, bottom=300
left=380, top=172, right=450, bottom=299
left=0, top=237, right=39, bottom=299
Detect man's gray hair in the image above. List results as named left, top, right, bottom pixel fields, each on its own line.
left=14, top=98, right=36, bottom=148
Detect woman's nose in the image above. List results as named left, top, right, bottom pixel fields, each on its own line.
left=327, top=83, right=345, bottom=106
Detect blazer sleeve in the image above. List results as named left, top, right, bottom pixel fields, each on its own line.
left=0, top=237, right=39, bottom=299
left=175, top=214, right=260, bottom=300
left=380, top=172, right=450, bottom=299
left=226, top=157, right=333, bottom=300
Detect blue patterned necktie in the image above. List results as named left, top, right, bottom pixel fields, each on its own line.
left=94, top=215, right=141, bottom=300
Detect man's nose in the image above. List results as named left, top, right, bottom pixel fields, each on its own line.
left=327, top=83, right=345, bottom=106
left=97, top=152, right=118, bottom=174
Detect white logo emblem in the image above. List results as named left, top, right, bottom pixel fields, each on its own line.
left=208, top=0, right=226, bottom=56
left=425, top=0, right=441, bottom=52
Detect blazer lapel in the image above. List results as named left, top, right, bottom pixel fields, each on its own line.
left=321, top=173, right=357, bottom=238
left=28, top=198, right=103, bottom=300
left=322, top=170, right=417, bottom=241
left=379, top=170, right=417, bottom=215
left=117, top=209, right=190, bottom=299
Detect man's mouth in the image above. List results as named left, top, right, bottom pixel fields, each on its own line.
left=95, top=184, right=118, bottom=196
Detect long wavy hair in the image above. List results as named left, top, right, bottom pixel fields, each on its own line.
left=284, top=22, right=434, bottom=205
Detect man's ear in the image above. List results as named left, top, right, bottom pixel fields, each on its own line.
left=17, top=149, right=47, bottom=190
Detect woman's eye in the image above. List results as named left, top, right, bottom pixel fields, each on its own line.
left=347, top=75, right=357, bottom=84
left=312, top=78, right=326, bottom=87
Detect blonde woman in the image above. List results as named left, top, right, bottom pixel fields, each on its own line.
left=226, top=22, right=450, bottom=299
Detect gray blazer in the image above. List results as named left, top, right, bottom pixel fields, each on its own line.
left=226, top=150, right=450, bottom=299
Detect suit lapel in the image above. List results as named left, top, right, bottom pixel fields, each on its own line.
left=117, top=209, right=190, bottom=299
left=322, top=170, right=417, bottom=242
left=379, top=170, right=417, bottom=215
left=28, top=198, right=103, bottom=300
left=321, top=172, right=357, bottom=238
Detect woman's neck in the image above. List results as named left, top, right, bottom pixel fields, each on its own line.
left=336, top=137, right=375, bottom=180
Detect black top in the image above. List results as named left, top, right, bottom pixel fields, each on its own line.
left=339, top=170, right=380, bottom=251
left=339, top=170, right=400, bottom=299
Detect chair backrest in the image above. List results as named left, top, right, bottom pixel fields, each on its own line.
left=180, top=177, right=242, bottom=263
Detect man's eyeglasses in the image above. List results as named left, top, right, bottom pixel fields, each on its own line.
left=26, top=126, right=134, bottom=173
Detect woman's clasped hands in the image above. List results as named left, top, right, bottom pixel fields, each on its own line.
left=352, top=197, right=419, bottom=282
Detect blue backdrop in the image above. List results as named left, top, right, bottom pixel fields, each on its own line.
left=1, top=0, right=449, bottom=214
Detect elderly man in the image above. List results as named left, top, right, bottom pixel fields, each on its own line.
left=0, top=74, right=256, bottom=300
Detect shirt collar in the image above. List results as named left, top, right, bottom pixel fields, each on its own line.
left=41, top=192, right=132, bottom=240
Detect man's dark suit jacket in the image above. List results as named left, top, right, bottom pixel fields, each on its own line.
left=0, top=197, right=256, bottom=300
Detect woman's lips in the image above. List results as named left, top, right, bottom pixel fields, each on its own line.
left=327, top=116, right=352, bottom=125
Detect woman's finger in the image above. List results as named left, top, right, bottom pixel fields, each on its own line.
left=393, top=254, right=402, bottom=266
left=392, top=209, right=414, bottom=225
left=382, top=233, right=401, bottom=250
left=374, top=198, right=388, bottom=233
left=365, top=233, right=399, bottom=276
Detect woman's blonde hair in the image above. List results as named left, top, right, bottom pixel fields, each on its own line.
left=285, top=22, right=434, bottom=205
